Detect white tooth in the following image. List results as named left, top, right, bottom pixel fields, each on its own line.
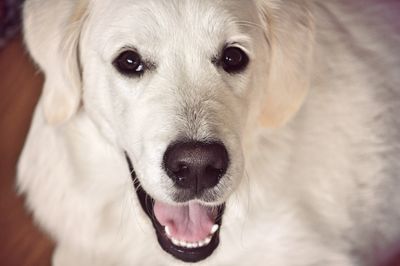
left=165, top=226, right=171, bottom=237
left=198, top=240, right=205, bottom=247
left=211, top=224, right=219, bottom=234
left=180, top=240, right=187, bottom=247
left=171, top=238, right=180, bottom=246
left=187, top=243, right=194, bottom=248
left=204, top=236, right=212, bottom=245
left=192, top=242, right=199, bottom=248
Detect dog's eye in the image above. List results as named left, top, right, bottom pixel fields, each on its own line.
left=113, top=50, right=144, bottom=77
left=221, top=47, right=249, bottom=73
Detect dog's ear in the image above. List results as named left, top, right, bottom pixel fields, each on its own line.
left=256, top=0, right=314, bottom=128
left=23, top=1, right=89, bottom=124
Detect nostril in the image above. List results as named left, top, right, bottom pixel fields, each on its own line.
left=205, top=166, right=224, bottom=179
left=173, top=163, right=189, bottom=177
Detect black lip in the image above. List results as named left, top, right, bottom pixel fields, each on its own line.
left=125, top=154, right=225, bottom=263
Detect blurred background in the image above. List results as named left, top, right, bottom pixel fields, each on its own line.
left=0, top=0, right=53, bottom=265
left=1, top=1, right=400, bottom=266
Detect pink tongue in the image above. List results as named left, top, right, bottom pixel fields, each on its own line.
left=154, top=201, right=215, bottom=242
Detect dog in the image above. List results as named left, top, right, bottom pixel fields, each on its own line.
left=18, top=0, right=400, bottom=265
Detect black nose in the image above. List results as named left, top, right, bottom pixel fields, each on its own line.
left=163, top=141, right=229, bottom=194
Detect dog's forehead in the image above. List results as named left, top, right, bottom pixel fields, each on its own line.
left=88, top=0, right=261, bottom=57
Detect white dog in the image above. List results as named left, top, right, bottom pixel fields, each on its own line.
left=19, top=0, right=400, bottom=265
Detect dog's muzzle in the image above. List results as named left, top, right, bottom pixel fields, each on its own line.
left=125, top=140, right=228, bottom=263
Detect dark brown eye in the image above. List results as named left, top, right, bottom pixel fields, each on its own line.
left=221, top=47, right=249, bottom=73
left=113, top=50, right=144, bottom=77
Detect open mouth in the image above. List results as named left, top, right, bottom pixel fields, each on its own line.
left=126, top=155, right=225, bottom=263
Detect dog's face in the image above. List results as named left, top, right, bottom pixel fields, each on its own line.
left=80, top=2, right=265, bottom=261
left=81, top=0, right=261, bottom=204
left=37, top=0, right=313, bottom=262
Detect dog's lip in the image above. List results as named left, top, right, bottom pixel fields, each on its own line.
left=126, top=154, right=224, bottom=263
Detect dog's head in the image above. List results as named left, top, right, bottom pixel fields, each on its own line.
left=35, top=0, right=313, bottom=262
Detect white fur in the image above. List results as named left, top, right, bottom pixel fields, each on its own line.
left=19, top=0, right=400, bottom=265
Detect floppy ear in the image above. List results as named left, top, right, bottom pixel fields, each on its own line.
left=23, top=0, right=89, bottom=124
left=256, top=0, right=314, bottom=128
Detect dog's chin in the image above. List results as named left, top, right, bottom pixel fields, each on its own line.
left=126, top=155, right=225, bottom=263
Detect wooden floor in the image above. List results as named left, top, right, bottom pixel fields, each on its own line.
left=0, top=36, right=53, bottom=266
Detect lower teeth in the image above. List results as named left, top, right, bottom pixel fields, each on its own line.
left=165, top=226, right=215, bottom=249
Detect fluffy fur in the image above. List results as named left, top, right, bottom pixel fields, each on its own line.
left=19, top=0, right=400, bottom=265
